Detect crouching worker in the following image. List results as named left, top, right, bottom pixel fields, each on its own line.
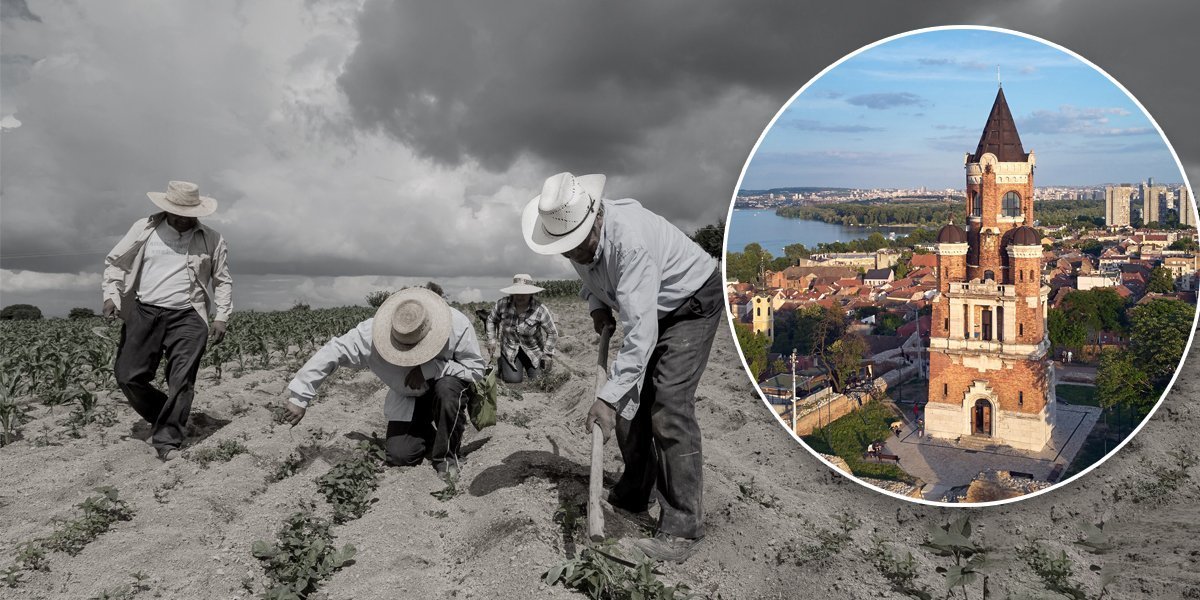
left=282, top=288, right=484, bottom=480
left=485, top=274, right=559, bottom=383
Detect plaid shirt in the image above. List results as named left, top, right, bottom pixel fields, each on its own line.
left=485, top=296, right=558, bottom=364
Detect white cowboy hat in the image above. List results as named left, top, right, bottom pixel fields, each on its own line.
left=371, top=288, right=452, bottom=367
left=147, top=180, right=217, bottom=217
left=500, top=274, right=544, bottom=295
left=521, top=172, right=606, bottom=255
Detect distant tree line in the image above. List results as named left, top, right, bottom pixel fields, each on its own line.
left=776, top=201, right=957, bottom=227
left=725, top=229, right=937, bottom=284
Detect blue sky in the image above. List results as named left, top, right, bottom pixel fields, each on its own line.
left=742, top=29, right=1183, bottom=190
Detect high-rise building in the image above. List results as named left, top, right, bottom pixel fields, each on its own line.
left=1105, top=184, right=1134, bottom=227
left=926, top=87, right=1055, bottom=452
left=1141, top=180, right=1169, bottom=225
left=1179, top=187, right=1195, bottom=228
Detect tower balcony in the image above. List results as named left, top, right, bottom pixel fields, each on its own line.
left=948, top=280, right=1016, bottom=298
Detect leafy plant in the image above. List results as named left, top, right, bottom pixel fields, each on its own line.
left=866, top=537, right=932, bottom=600
left=251, top=508, right=356, bottom=600
left=316, top=442, right=383, bottom=523
left=190, top=439, right=249, bottom=468
left=920, top=515, right=991, bottom=599
left=89, top=571, right=151, bottom=600
left=268, top=451, right=308, bottom=483
left=0, top=392, right=27, bottom=446
left=543, top=543, right=691, bottom=600
left=430, top=471, right=462, bottom=502
left=531, top=369, right=571, bottom=393
left=736, top=477, right=778, bottom=509
left=44, top=487, right=135, bottom=556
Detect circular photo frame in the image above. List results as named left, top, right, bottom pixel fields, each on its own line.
left=723, top=25, right=1199, bottom=506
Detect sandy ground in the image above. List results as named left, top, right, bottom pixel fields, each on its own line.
left=2, top=297, right=1199, bottom=599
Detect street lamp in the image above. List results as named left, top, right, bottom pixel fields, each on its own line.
left=790, top=349, right=798, bottom=435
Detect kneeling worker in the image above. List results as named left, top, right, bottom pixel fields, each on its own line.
left=283, top=287, right=485, bottom=480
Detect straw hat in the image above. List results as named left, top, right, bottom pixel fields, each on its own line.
left=521, top=172, right=606, bottom=255
left=500, top=274, right=544, bottom=295
left=371, top=288, right=452, bottom=367
left=147, top=181, right=217, bottom=217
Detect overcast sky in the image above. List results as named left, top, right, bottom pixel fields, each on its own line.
left=2, top=0, right=1198, bottom=315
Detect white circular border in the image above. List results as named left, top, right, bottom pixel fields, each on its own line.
left=720, top=24, right=1200, bottom=508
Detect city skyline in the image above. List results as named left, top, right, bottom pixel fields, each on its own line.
left=742, top=29, right=1186, bottom=190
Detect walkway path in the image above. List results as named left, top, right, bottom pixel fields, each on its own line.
left=874, top=401, right=1100, bottom=501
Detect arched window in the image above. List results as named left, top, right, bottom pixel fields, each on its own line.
left=1002, top=191, right=1021, bottom=217
left=984, top=270, right=995, bottom=281
left=971, top=191, right=982, bottom=217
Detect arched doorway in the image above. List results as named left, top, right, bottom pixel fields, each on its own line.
left=972, top=399, right=993, bottom=436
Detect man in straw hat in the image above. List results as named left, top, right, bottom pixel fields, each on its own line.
left=282, top=287, right=485, bottom=480
left=103, top=180, right=233, bottom=461
left=485, top=274, right=560, bottom=383
left=522, top=172, right=722, bottom=562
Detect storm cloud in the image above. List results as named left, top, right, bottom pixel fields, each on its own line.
left=2, top=0, right=1199, bottom=314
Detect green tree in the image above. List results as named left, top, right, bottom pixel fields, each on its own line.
left=690, top=221, right=724, bottom=258
left=1168, top=238, right=1198, bottom=252
left=826, top=332, right=868, bottom=393
left=0, top=304, right=42, bottom=320
left=1147, top=266, right=1176, bottom=294
left=1047, top=308, right=1086, bottom=354
left=772, top=304, right=845, bottom=355
left=725, top=243, right=775, bottom=284
left=1129, top=297, right=1194, bottom=389
left=892, top=251, right=913, bottom=280
left=1095, top=349, right=1153, bottom=431
left=734, top=321, right=770, bottom=381
left=873, top=312, right=904, bottom=336
left=68, top=307, right=97, bottom=319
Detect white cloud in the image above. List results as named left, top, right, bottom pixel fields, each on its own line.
left=0, top=269, right=99, bottom=293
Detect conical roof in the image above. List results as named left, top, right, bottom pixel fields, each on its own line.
left=970, top=87, right=1028, bottom=163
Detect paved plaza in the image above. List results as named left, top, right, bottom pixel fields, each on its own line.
left=875, top=400, right=1101, bottom=501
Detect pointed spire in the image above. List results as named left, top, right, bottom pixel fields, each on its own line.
left=970, top=87, right=1028, bottom=163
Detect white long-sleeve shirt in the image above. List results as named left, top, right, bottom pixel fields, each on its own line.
left=573, top=198, right=718, bottom=418
left=286, top=308, right=485, bottom=422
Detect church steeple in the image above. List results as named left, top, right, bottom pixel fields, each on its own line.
left=970, top=87, right=1027, bottom=163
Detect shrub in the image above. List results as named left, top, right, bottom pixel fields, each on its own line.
left=69, top=308, right=97, bottom=319
left=0, top=304, right=42, bottom=320
left=365, top=290, right=392, bottom=308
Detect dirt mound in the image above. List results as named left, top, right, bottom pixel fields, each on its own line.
left=2, top=297, right=1199, bottom=598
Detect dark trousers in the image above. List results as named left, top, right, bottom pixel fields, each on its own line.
left=385, top=376, right=470, bottom=468
left=610, top=268, right=722, bottom=539
left=115, top=301, right=208, bottom=450
left=498, top=348, right=541, bottom=384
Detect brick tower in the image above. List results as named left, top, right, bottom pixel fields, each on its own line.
left=925, top=87, right=1056, bottom=452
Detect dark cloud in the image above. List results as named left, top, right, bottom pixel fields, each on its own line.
left=0, top=0, right=40, bottom=22
left=846, top=92, right=925, bottom=110
left=5, top=0, right=1200, bottom=315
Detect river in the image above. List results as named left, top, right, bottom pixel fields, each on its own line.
left=726, top=209, right=915, bottom=256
